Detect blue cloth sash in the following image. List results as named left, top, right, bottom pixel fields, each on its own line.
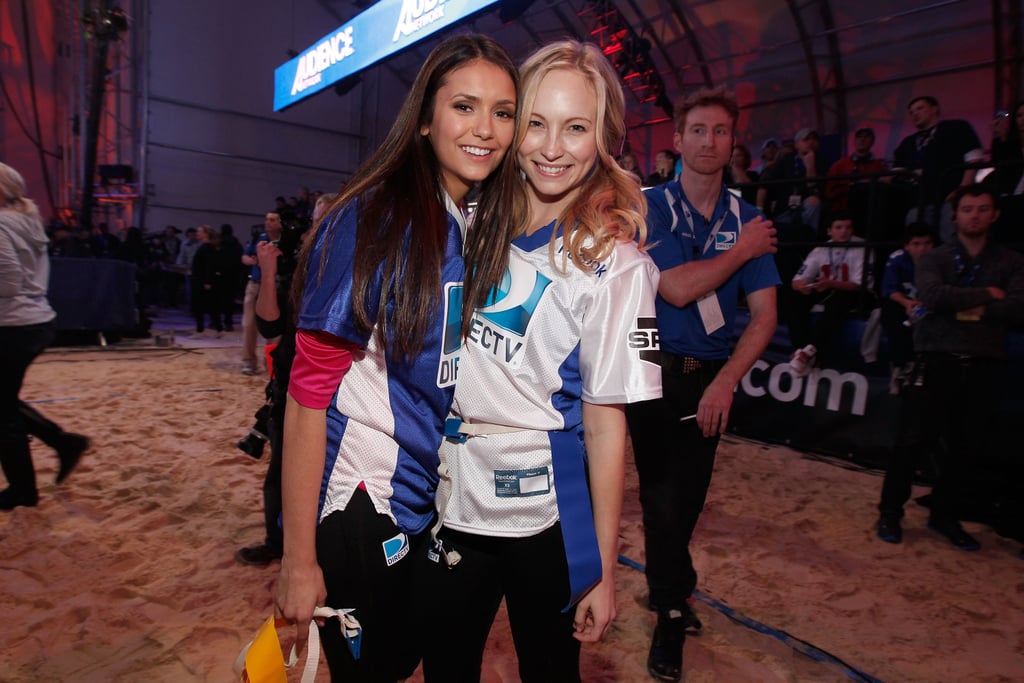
left=549, top=429, right=603, bottom=611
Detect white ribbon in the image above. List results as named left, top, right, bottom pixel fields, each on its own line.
left=234, top=606, right=361, bottom=683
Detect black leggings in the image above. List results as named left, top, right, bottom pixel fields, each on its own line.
left=0, top=321, right=57, bottom=495
left=315, top=489, right=432, bottom=682
left=421, top=524, right=580, bottom=683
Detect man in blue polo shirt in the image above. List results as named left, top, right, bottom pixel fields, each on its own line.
left=625, top=86, right=780, bottom=682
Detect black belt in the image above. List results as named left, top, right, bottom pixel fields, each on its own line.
left=922, top=351, right=997, bottom=367
left=660, top=352, right=704, bottom=375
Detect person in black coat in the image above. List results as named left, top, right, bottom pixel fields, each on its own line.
left=190, top=225, right=229, bottom=334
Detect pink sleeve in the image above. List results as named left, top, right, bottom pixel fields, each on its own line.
left=288, top=329, right=360, bottom=409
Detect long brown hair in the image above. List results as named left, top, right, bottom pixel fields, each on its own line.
left=462, top=41, right=646, bottom=336
left=292, top=34, right=519, bottom=360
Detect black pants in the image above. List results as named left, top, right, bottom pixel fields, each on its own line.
left=0, top=321, right=58, bottom=496
left=261, top=390, right=284, bottom=553
left=774, top=219, right=815, bottom=337
left=422, top=524, right=580, bottom=683
left=315, top=489, right=432, bottom=682
left=788, top=289, right=860, bottom=363
left=879, top=352, right=1002, bottom=523
left=192, top=283, right=225, bottom=332
left=881, top=299, right=915, bottom=367
left=625, top=358, right=725, bottom=611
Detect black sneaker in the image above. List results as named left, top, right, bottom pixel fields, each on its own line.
left=876, top=516, right=902, bottom=544
left=56, top=433, right=90, bottom=484
left=927, top=519, right=980, bottom=551
left=236, top=433, right=267, bottom=459
left=681, top=603, right=702, bottom=635
left=646, top=599, right=702, bottom=635
left=648, top=610, right=686, bottom=682
left=235, top=544, right=283, bottom=566
left=0, top=487, right=39, bottom=511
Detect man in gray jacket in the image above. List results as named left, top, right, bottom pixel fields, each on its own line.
left=877, top=184, right=1024, bottom=550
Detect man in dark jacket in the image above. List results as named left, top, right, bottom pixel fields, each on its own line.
left=877, top=184, right=1024, bottom=550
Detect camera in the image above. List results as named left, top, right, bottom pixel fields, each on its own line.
left=273, top=218, right=310, bottom=282
left=236, top=403, right=272, bottom=459
left=236, top=431, right=268, bottom=459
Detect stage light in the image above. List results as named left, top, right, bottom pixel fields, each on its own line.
left=81, top=6, right=130, bottom=41
left=106, top=7, right=128, bottom=33
left=582, top=0, right=669, bottom=117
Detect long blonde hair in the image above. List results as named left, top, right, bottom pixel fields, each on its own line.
left=463, top=41, right=648, bottom=336
left=520, top=40, right=647, bottom=270
left=0, top=162, right=41, bottom=220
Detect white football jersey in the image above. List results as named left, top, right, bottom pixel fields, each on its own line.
left=441, top=224, right=662, bottom=538
left=794, top=236, right=873, bottom=287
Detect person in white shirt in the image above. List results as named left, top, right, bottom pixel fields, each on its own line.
left=789, top=212, right=873, bottom=374
left=422, top=40, right=662, bottom=682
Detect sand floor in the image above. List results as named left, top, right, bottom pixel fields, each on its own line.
left=1, top=321, right=1022, bottom=682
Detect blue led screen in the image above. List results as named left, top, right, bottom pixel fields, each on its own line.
left=273, top=0, right=503, bottom=111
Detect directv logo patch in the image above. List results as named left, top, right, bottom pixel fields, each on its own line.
left=382, top=532, right=409, bottom=566
left=438, top=282, right=463, bottom=387
left=477, top=260, right=551, bottom=336
left=715, top=231, right=737, bottom=250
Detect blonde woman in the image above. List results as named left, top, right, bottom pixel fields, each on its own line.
left=0, top=163, right=89, bottom=510
left=423, top=41, right=661, bottom=681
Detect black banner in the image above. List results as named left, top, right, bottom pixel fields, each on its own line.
left=728, top=313, right=1024, bottom=472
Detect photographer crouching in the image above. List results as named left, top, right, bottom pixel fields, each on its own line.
left=234, top=207, right=319, bottom=566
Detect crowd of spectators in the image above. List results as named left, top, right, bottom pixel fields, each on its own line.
left=617, top=95, right=1024, bottom=376
left=38, top=95, right=1024, bottom=371
left=615, top=94, right=1024, bottom=561
left=44, top=94, right=1024, bottom=367
left=42, top=187, right=326, bottom=334
left=622, top=96, right=1023, bottom=241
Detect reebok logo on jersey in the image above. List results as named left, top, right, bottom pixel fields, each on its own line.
left=628, top=317, right=661, bottom=365
left=382, top=532, right=409, bottom=566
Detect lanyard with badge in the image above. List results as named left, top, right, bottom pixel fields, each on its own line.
left=670, top=188, right=738, bottom=335
left=952, top=246, right=985, bottom=321
left=952, top=246, right=981, bottom=286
